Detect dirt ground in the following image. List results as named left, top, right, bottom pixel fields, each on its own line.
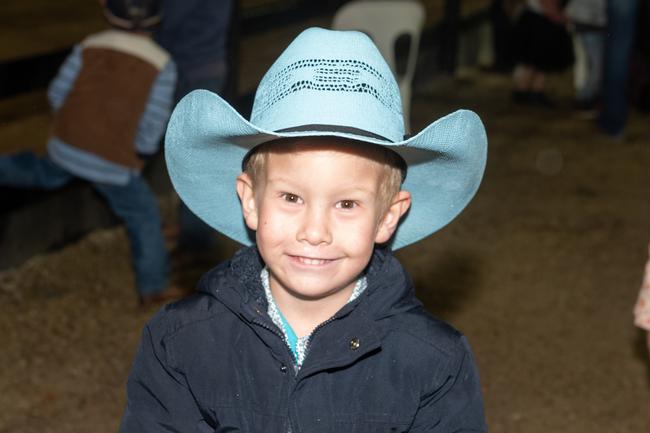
left=2, top=16, right=650, bottom=433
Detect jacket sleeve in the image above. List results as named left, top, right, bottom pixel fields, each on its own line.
left=134, top=60, right=178, bottom=156
left=119, top=319, right=201, bottom=433
left=47, top=44, right=83, bottom=111
left=409, top=336, right=487, bottom=432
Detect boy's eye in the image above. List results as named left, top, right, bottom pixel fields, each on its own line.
left=337, top=200, right=357, bottom=209
left=281, top=193, right=302, bottom=204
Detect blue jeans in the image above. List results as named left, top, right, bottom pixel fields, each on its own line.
left=599, top=0, right=639, bottom=136
left=0, top=152, right=169, bottom=296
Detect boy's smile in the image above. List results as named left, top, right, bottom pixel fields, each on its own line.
left=236, top=139, right=410, bottom=333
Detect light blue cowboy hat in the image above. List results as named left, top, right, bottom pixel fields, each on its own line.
left=165, top=27, right=487, bottom=250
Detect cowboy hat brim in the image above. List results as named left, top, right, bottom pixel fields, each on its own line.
left=165, top=89, right=487, bottom=250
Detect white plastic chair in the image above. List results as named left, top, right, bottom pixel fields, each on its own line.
left=332, top=0, right=425, bottom=132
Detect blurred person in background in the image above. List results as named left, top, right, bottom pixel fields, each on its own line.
left=632, top=0, right=650, bottom=112
left=634, top=244, right=650, bottom=355
left=598, top=0, right=638, bottom=139
left=565, top=0, right=607, bottom=118
left=155, top=0, right=235, bottom=264
left=0, top=0, right=179, bottom=306
left=489, top=0, right=523, bottom=72
left=510, top=0, right=574, bottom=107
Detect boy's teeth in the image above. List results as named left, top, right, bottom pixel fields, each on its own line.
left=299, top=257, right=327, bottom=265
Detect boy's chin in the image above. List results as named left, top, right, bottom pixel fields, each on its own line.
left=271, top=272, right=357, bottom=301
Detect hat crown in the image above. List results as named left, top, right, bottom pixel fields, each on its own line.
left=250, top=27, right=405, bottom=142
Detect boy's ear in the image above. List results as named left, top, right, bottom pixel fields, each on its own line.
left=236, top=173, right=259, bottom=231
left=375, top=190, right=411, bottom=244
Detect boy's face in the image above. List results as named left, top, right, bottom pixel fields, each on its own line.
left=236, top=138, right=410, bottom=304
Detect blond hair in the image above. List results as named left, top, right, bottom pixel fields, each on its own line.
left=243, top=138, right=405, bottom=218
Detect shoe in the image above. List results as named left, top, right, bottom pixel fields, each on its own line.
left=596, top=121, right=627, bottom=143
left=139, top=286, right=187, bottom=307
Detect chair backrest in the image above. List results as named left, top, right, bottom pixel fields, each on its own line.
left=332, top=0, right=425, bottom=131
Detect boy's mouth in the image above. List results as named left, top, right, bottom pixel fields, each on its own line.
left=289, top=255, right=336, bottom=266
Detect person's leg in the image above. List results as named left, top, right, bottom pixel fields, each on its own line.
left=512, top=64, right=534, bottom=102
left=177, top=200, right=216, bottom=252
left=513, top=64, right=533, bottom=90
left=599, top=0, right=639, bottom=137
left=579, top=31, right=605, bottom=103
left=530, top=70, right=546, bottom=93
left=490, top=0, right=516, bottom=71
left=529, top=70, right=555, bottom=107
left=93, top=176, right=169, bottom=298
left=175, top=59, right=228, bottom=100
left=0, top=152, right=73, bottom=189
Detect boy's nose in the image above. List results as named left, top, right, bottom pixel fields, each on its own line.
left=297, top=207, right=332, bottom=246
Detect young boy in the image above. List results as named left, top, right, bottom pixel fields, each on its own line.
left=0, top=0, right=178, bottom=305
left=120, top=28, right=488, bottom=432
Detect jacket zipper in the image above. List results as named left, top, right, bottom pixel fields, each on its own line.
left=304, top=300, right=360, bottom=360
left=249, top=315, right=296, bottom=365
left=305, top=314, right=337, bottom=349
left=251, top=304, right=357, bottom=433
left=249, top=315, right=296, bottom=433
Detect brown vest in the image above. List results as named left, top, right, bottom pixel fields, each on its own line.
left=52, top=31, right=168, bottom=169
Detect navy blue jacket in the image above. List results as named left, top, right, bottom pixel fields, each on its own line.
left=119, top=247, right=487, bottom=433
